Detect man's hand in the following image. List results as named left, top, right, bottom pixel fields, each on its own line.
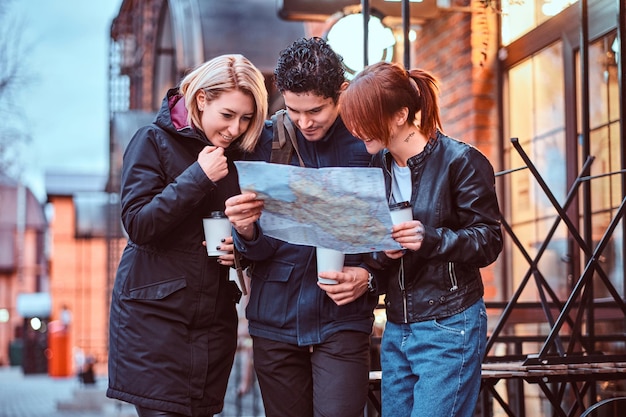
left=318, top=266, right=369, bottom=306
left=224, top=192, right=264, bottom=240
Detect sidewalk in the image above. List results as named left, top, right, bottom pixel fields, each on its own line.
left=0, top=355, right=264, bottom=417
left=0, top=366, right=133, bottom=417
left=0, top=366, right=104, bottom=417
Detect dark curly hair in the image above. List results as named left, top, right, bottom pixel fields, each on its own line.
left=274, top=37, right=346, bottom=102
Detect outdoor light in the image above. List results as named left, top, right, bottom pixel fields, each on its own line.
left=30, top=317, right=42, bottom=331
left=325, top=11, right=396, bottom=79
left=0, top=308, right=9, bottom=322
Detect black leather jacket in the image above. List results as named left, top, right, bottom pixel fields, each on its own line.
left=371, top=131, right=502, bottom=324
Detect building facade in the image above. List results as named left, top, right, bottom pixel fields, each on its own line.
left=103, top=0, right=625, bottom=415
left=0, top=176, right=47, bottom=370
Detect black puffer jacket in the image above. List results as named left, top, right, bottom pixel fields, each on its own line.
left=371, top=131, right=502, bottom=324
left=107, top=89, right=242, bottom=416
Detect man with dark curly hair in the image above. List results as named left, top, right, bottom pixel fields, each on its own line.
left=224, top=37, right=378, bottom=417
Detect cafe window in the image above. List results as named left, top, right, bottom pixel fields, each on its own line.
left=504, top=41, right=569, bottom=301
left=501, top=0, right=621, bottom=306
left=497, top=1, right=622, bottom=411
left=576, top=30, right=623, bottom=296
left=501, top=0, right=579, bottom=45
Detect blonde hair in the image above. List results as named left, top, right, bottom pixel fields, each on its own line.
left=179, top=54, right=268, bottom=152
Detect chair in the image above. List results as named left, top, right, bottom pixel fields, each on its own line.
left=580, top=396, right=626, bottom=417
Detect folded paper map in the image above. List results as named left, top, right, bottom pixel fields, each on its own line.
left=234, top=161, right=402, bottom=254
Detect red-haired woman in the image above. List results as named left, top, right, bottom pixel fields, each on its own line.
left=340, top=61, right=502, bottom=417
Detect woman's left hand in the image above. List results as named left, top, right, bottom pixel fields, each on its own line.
left=318, top=266, right=369, bottom=306
left=202, top=236, right=235, bottom=266
left=391, top=220, right=425, bottom=252
left=217, top=236, right=235, bottom=266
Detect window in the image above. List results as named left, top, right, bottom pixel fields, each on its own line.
left=501, top=0, right=579, bottom=45
left=505, top=41, right=569, bottom=301
left=576, top=31, right=623, bottom=296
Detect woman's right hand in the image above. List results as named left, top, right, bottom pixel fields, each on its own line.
left=383, top=249, right=405, bottom=259
left=198, top=146, right=228, bottom=182
left=225, top=192, right=265, bottom=240
left=391, top=220, right=425, bottom=252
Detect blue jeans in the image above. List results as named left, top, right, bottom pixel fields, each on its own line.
left=381, top=299, right=487, bottom=417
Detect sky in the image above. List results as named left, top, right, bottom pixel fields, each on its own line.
left=10, top=0, right=123, bottom=200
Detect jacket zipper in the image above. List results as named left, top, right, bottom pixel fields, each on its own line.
left=448, top=262, right=459, bottom=291
left=399, top=258, right=408, bottom=323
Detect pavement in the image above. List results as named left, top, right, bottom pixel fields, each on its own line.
left=0, top=366, right=114, bottom=417
left=0, top=354, right=265, bottom=417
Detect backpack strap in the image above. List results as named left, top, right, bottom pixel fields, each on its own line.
left=233, top=249, right=247, bottom=296
left=271, top=109, right=305, bottom=167
left=234, top=110, right=305, bottom=296
left=232, top=111, right=300, bottom=297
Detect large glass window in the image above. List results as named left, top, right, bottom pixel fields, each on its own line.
left=498, top=7, right=623, bottom=412
left=501, top=0, right=579, bottom=45
left=576, top=31, right=623, bottom=297
left=505, top=42, right=569, bottom=302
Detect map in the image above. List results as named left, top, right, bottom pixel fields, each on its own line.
left=234, top=161, right=402, bottom=254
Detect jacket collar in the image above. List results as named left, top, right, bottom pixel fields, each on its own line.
left=320, top=116, right=343, bottom=143
left=290, top=114, right=343, bottom=143
left=382, top=129, right=442, bottom=171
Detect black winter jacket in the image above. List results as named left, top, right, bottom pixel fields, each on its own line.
left=371, top=131, right=502, bottom=324
left=107, top=89, right=243, bottom=416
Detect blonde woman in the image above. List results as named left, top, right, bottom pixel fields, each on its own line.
left=107, top=54, right=268, bottom=417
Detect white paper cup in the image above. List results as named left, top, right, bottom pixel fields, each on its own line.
left=203, top=212, right=231, bottom=257
left=316, top=247, right=344, bottom=285
left=389, top=201, right=413, bottom=225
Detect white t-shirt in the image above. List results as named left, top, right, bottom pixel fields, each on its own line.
left=391, top=160, right=411, bottom=203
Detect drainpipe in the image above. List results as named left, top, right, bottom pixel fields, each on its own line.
left=362, top=0, right=369, bottom=68
left=402, top=0, right=411, bottom=68
left=616, top=0, right=626, bottom=302
left=16, top=180, right=25, bottom=285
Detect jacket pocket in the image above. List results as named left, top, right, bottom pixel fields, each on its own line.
left=129, top=277, right=187, bottom=300
left=247, top=260, right=295, bottom=327
left=125, top=276, right=190, bottom=323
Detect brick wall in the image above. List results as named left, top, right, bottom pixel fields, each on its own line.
left=411, top=4, right=499, bottom=167
left=410, top=4, right=502, bottom=301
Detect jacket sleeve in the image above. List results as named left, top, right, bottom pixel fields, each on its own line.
left=120, top=126, right=216, bottom=245
left=420, top=147, right=503, bottom=267
left=232, top=223, right=283, bottom=261
left=232, top=124, right=280, bottom=260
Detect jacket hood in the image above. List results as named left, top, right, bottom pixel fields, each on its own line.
left=153, top=88, right=197, bottom=137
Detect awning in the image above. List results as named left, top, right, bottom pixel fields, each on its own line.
left=16, top=293, right=52, bottom=318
